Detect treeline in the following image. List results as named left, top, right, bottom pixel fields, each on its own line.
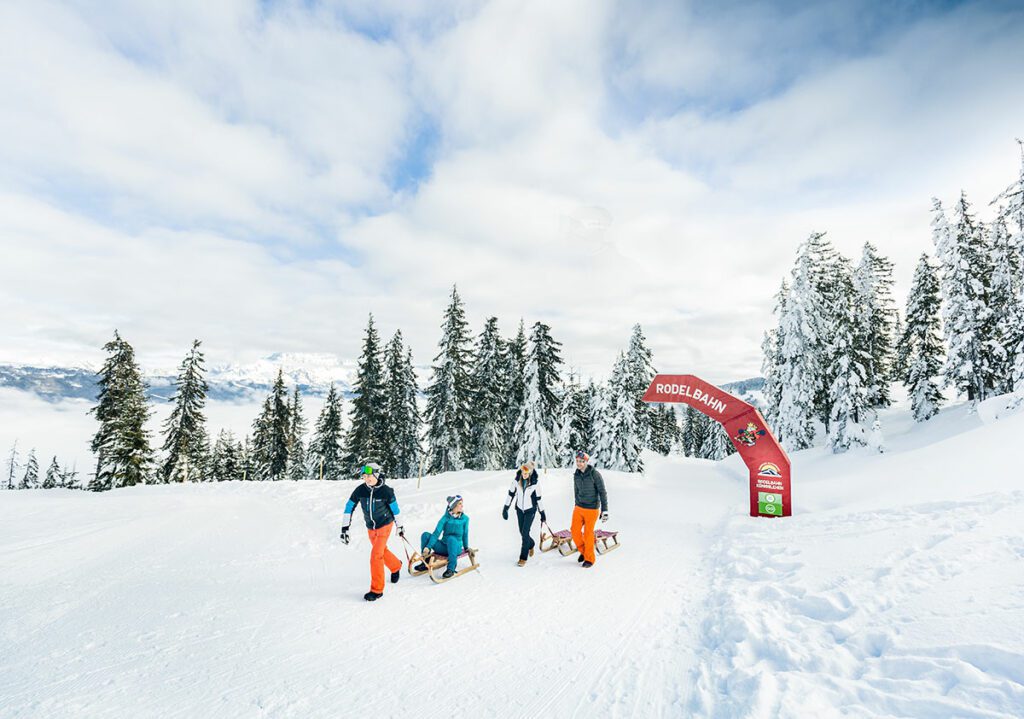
left=763, top=143, right=1024, bottom=453
left=4, top=287, right=737, bottom=492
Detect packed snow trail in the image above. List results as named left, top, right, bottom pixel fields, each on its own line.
left=2, top=404, right=1023, bottom=718
left=0, top=460, right=741, bottom=718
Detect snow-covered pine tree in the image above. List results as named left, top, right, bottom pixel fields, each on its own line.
left=597, top=353, right=643, bottom=472
left=900, top=254, right=945, bottom=421
left=624, top=324, right=657, bottom=449
left=469, top=318, right=509, bottom=470
left=251, top=369, right=291, bottom=481
left=828, top=259, right=871, bottom=453
left=805, top=233, right=846, bottom=431
left=425, top=287, right=475, bottom=474
left=590, top=382, right=615, bottom=465
left=309, top=385, right=344, bottom=480
left=853, top=243, right=898, bottom=408
left=161, top=340, right=210, bottom=483
left=239, top=435, right=255, bottom=481
left=513, top=321, right=564, bottom=468
left=556, top=372, right=594, bottom=465
left=761, top=280, right=789, bottom=429
left=934, top=195, right=994, bottom=403
left=985, top=214, right=1021, bottom=394
left=701, top=421, right=735, bottom=460
left=210, top=430, right=242, bottom=482
left=286, top=387, right=309, bottom=481
left=19, top=449, right=39, bottom=489
left=381, top=332, right=423, bottom=479
left=343, top=315, right=387, bottom=475
left=503, top=320, right=528, bottom=467
left=682, top=406, right=708, bottom=458
left=60, top=464, right=80, bottom=490
left=43, top=456, right=61, bottom=489
left=5, top=441, right=18, bottom=490
left=89, top=331, right=154, bottom=491
left=775, top=238, right=825, bottom=450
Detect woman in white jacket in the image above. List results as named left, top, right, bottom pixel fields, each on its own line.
left=502, top=461, right=548, bottom=566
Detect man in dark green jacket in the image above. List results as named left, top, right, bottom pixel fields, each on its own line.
left=571, top=450, right=608, bottom=568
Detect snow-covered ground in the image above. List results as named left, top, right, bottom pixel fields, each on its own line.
left=2, top=403, right=1023, bottom=718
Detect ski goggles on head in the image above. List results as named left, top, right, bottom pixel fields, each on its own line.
left=362, top=463, right=380, bottom=476
left=447, top=494, right=463, bottom=512
left=574, top=451, right=589, bottom=462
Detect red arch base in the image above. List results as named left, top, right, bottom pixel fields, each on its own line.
left=643, top=374, right=792, bottom=518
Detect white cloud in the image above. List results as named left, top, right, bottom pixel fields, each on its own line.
left=1, top=0, right=1023, bottom=385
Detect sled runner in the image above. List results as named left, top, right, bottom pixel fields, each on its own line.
left=407, top=547, right=480, bottom=584
left=539, top=525, right=620, bottom=556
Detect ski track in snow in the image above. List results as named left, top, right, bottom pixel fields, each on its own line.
left=2, top=408, right=1024, bottom=718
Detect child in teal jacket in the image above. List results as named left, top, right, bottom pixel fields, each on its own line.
left=419, top=495, right=470, bottom=577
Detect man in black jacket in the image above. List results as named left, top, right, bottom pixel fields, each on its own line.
left=571, top=450, right=608, bottom=568
left=340, top=462, right=405, bottom=601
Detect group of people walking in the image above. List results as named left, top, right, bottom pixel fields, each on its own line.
left=340, top=450, right=610, bottom=602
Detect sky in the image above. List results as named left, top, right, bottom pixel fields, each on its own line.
left=1, top=0, right=1023, bottom=384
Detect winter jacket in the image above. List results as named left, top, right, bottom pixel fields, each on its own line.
left=429, top=511, right=470, bottom=549
left=504, top=470, right=546, bottom=514
left=573, top=465, right=608, bottom=512
left=342, top=479, right=402, bottom=531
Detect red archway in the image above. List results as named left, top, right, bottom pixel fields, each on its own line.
left=642, top=374, right=792, bottom=517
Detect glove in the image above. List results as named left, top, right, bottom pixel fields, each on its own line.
left=600, top=512, right=608, bottom=523
left=340, top=527, right=350, bottom=544
left=397, top=525, right=405, bottom=538
left=540, top=511, right=547, bottom=524
left=502, top=506, right=509, bottom=521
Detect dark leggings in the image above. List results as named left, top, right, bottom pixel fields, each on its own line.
left=516, top=507, right=536, bottom=561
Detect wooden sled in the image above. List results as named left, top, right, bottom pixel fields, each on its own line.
left=407, top=548, right=480, bottom=584
left=539, top=527, right=621, bottom=557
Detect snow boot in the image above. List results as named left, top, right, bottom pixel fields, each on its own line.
left=529, top=548, right=535, bottom=557
left=517, top=559, right=527, bottom=567
left=391, top=569, right=401, bottom=584
left=577, top=554, right=585, bottom=563
left=413, top=563, right=427, bottom=572
left=442, top=569, right=455, bottom=579
left=581, top=560, right=593, bottom=568
left=364, top=591, right=383, bottom=601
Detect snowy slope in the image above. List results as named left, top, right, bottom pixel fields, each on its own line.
left=2, top=405, right=1023, bottom=718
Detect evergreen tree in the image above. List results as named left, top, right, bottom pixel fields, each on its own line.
left=425, top=287, right=475, bottom=474
left=805, top=233, right=846, bottom=431
left=513, top=322, right=564, bottom=468
left=344, top=315, right=387, bottom=473
left=594, top=354, right=642, bottom=472
left=251, top=369, right=291, bottom=480
left=309, top=385, right=345, bottom=480
left=469, top=318, right=509, bottom=470
left=161, top=340, right=210, bottom=483
left=702, top=421, right=735, bottom=460
left=682, top=406, right=708, bottom=458
left=775, top=238, right=825, bottom=450
left=60, top=464, right=80, bottom=490
left=211, top=430, right=242, bottom=482
left=986, top=215, right=1021, bottom=394
left=900, top=254, right=945, bottom=421
left=624, top=324, right=657, bottom=448
left=556, top=373, right=594, bottom=465
left=761, top=280, right=788, bottom=429
left=287, top=387, right=309, bottom=481
left=933, top=195, right=994, bottom=402
left=43, top=457, right=61, bottom=489
left=382, top=332, right=423, bottom=479
left=647, top=405, right=678, bottom=456
left=239, top=435, right=255, bottom=481
left=504, top=320, right=528, bottom=466
left=853, top=243, right=897, bottom=408
left=19, top=449, right=39, bottom=489
left=89, top=331, right=154, bottom=491
left=590, top=383, right=615, bottom=464
left=828, top=260, right=870, bottom=453
left=5, top=441, right=18, bottom=490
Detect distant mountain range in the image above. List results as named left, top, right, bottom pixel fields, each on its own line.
left=0, top=353, right=763, bottom=405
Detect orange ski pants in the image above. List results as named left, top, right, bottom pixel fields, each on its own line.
left=368, top=523, right=403, bottom=594
left=571, top=506, right=600, bottom=564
